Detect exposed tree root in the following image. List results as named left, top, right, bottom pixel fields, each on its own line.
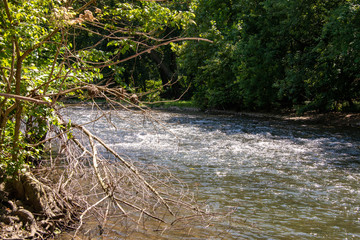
left=0, top=170, right=81, bottom=239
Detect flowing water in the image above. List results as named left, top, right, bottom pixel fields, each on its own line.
left=63, top=106, right=360, bottom=239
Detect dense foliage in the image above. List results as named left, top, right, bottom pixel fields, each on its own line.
left=0, top=0, right=195, bottom=177
left=0, top=0, right=81, bottom=175
left=178, top=0, right=360, bottom=112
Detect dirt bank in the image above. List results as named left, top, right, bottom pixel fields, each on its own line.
left=235, top=111, right=360, bottom=128
left=0, top=171, right=80, bottom=240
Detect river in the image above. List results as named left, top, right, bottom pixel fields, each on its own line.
left=63, top=106, right=360, bottom=239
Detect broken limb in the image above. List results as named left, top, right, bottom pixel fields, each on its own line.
left=71, top=123, right=175, bottom=216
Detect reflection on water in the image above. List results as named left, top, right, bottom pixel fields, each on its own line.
left=63, top=107, right=360, bottom=239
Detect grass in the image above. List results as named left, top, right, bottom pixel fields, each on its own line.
left=146, top=100, right=198, bottom=109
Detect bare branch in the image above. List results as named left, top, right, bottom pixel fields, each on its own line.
left=0, top=93, right=51, bottom=105
left=2, top=0, right=12, bottom=22
left=76, top=0, right=97, bottom=13
left=88, top=37, right=213, bottom=69
left=72, top=123, right=175, bottom=216
left=73, top=195, right=109, bottom=238
left=113, top=196, right=166, bottom=223
left=142, top=83, right=192, bottom=104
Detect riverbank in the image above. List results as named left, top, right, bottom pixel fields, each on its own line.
left=0, top=170, right=79, bottom=239
left=150, top=105, right=360, bottom=128
left=210, top=110, right=360, bottom=128
left=64, top=98, right=360, bottom=128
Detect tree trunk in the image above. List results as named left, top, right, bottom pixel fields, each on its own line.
left=149, top=49, right=181, bottom=99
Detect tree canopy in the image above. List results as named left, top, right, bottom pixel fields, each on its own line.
left=178, top=0, right=360, bottom=112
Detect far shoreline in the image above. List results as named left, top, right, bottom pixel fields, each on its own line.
left=150, top=105, right=360, bottom=129
left=62, top=99, right=360, bottom=128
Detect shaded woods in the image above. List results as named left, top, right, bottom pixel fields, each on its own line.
left=179, top=0, right=360, bottom=112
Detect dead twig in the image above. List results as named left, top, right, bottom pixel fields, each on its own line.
left=72, top=123, right=175, bottom=216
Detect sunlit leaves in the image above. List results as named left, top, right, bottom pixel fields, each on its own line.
left=2, top=0, right=58, bottom=53
left=0, top=0, right=102, bottom=175
left=107, top=39, right=136, bottom=55
left=104, top=1, right=195, bottom=33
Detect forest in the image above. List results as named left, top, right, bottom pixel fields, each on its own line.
left=1, top=0, right=360, bottom=238
left=3, top=0, right=359, bottom=112
left=179, top=0, right=360, bottom=113
left=65, top=0, right=360, bottom=114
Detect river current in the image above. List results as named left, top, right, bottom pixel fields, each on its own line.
left=63, top=106, right=360, bottom=239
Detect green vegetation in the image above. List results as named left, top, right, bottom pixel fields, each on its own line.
left=147, top=100, right=198, bottom=109
left=178, top=0, right=360, bottom=113
left=1, top=0, right=360, bottom=237
left=0, top=0, right=196, bottom=177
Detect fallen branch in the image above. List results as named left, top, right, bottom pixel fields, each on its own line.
left=73, top=195, right=109, bottom=238
left=69, top=125, right=170, bottom=233
left=72, top=123, right=175, bottom=216
left=113, top=196, right=166, bottom=223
